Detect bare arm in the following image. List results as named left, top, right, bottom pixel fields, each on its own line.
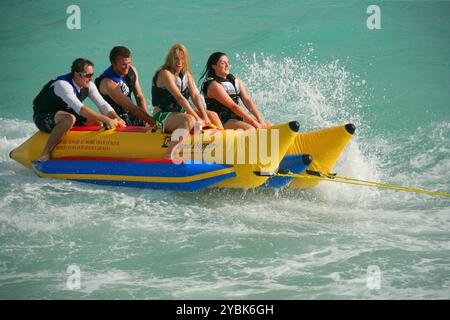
left=187, top=73, right=210, bottom=124
left=131, top=66, right=148, bottom=113
left=236, top=77, right=267, bottom=128
left=100, top=77, right=154, bottom=126
left=105, top=110, right=126, bottom=127
left=87, top=82, right=126, bottom=126
left=159, top=69, right=202, bottom=122
left=207, top=80, right=261, bottom=128
left=79, top=106, right=118, bottom=129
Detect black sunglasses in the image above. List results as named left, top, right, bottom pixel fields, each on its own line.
left=78, top=72, right=94, bottom=78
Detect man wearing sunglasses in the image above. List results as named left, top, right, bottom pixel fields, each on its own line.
left=32, top=58, right=126, bottom=162
left=95, top=46, right=154, bottom=127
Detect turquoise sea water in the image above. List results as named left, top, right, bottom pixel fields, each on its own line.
left=0, top=0, right=449, bottom=299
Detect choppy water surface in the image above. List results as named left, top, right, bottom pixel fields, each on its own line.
left=0, top=0, right=449, bottom=299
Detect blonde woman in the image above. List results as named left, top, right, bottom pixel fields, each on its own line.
left=152, top=44, right=222, bottom=158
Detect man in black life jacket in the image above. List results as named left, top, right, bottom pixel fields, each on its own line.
left=32, top=58, right=125, bottom=162
left=95, top=46, right=154, bottom=127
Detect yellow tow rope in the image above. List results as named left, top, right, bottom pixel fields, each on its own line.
left=275, top=170, right=450, bottom=198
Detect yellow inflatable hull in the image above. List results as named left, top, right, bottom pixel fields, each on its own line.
left=287, top=124, right=355, bottom=188
left=10, top=122, right=354, bottom=190
left=10, top=122, right=301, bottom=189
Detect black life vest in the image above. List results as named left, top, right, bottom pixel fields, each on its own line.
left=151, top=69, right=190, bottom=112
left=94, top=66, right=136, bottom=116
left=33, top=73, right=89, bottom=114
left=201, top=73, right=241, bottom=122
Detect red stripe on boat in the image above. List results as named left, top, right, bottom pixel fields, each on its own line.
left=69, top=126, right=151, bottom=133
left=70, top=126, right=103, bottom=131
left=115, top=126, right=150, bottom=133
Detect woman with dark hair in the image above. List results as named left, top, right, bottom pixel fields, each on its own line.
left=200, top=52, right=271, bottom=130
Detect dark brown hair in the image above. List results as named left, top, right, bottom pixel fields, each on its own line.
left=71, top=58, right=94, bottom=74
left=109, top=46, right=131, bottom=64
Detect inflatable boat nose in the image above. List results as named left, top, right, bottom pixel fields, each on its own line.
left=345, top=123, right=356, bottom=135
left=302, top=154, right=313, bottom=165
left=289, top=121, right=300, bottom=132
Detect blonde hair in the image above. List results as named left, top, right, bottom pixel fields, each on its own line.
left=162, top=43, right=191, bottom=75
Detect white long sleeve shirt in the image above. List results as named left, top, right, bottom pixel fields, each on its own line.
left=51, top=80, right=115, bottom=115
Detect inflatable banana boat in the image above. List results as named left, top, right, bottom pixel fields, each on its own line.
left=9, top=121, right=355, bottom=191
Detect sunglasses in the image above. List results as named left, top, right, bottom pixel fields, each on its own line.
left=78, top=72, right=94, bottom=78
